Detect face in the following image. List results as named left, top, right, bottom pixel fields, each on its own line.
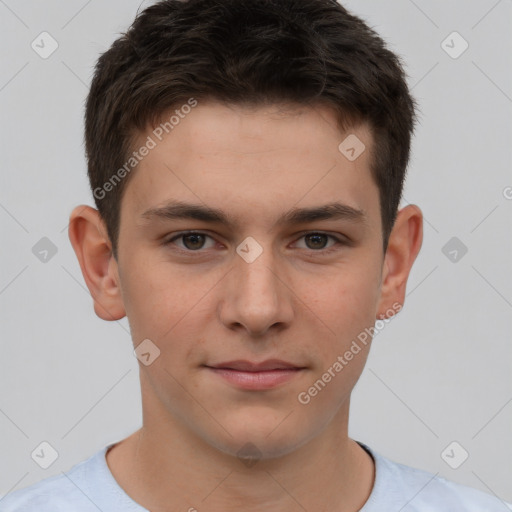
left=109, top=102, right=393, bottom=459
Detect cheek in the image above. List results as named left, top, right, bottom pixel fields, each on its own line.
left=301, top=263, right=381, bottom=343
left=294, top=268, right=379, bottom=413
left=117, top=254, right=174, bottom=342
left=118, top=253, right=220, bottom=345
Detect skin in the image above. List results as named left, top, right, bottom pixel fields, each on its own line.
left=69, top=101, right=423, bottom=512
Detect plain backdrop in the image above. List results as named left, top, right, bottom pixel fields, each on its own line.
left=1, top=0, right=511, bottom=504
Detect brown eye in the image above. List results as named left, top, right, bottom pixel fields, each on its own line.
left=304, top=233, right=330, bottom=250
left=165, top=231, right=216, bottom=251
left=294, top=232, right=342, bottom=252
left=181, top=233, right=206, bottom=250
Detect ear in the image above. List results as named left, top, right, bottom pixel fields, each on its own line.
left=68, top=205, right=126, bottom=321
left=376, top=204, right=423, bottom=318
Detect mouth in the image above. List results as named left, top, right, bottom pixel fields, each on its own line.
left=207, top=359, right=305, bottom=372
left=203, top=359, right=306, bottom=390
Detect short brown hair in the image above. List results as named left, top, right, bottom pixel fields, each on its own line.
left=85, top=0, right=417, bottom=258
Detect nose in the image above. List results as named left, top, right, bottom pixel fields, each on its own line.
left=218, top=244, right=294, bottom=337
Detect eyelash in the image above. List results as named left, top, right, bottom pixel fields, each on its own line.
left=164, top=231, right=347, bottom=256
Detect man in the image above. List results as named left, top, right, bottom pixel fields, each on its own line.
left=2, top=0, right=510, bottom=510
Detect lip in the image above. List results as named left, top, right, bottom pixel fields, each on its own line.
left=206, top=367, right=304, bottom=390
left=207, top=359, right=304, bottom=371
left=204, top=359, right=306, bottom=390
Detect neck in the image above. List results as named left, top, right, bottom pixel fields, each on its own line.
left=106, top=388, right=375, bottom=512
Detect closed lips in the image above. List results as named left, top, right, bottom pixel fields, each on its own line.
left=206, top=360, right=305, bottom=372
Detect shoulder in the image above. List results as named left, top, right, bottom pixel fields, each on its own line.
left=0, top=447, right=107, bottom=512
left=359, top=442, right=512, bottom=511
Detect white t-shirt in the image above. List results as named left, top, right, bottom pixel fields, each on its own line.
left=1, top=440, right=510, bottom=511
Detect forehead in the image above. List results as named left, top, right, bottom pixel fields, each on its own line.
left=121, top=102, right=379, bottom=227
left=147, top=101, right=367, bottom=158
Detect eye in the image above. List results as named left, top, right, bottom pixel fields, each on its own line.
left=293, top=232, right=345, bottom=254
left=165, top=231, right=217, bottom=251
left=163, top=230, right=346, bottom=255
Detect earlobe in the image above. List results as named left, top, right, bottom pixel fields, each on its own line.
left=376, top=204, right=423, bottom=318
left=68, top=205, right=126, bottom=321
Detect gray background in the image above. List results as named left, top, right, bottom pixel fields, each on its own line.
left=1, top=0, right=511, bottom=504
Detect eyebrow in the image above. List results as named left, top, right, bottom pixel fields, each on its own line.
left=140, top=200, right=367, bottom=229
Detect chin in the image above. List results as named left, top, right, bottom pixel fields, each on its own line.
left=203, top=412, right=314, bottom=462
